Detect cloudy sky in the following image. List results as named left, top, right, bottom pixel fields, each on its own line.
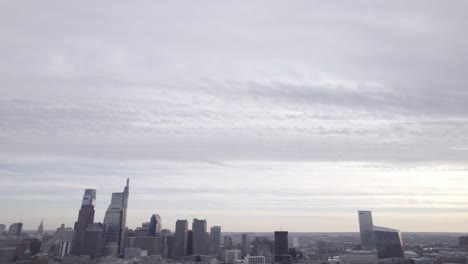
left=1, top=1, right=468, bottom=232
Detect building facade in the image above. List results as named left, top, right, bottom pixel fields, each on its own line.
left=192, top=219, right=207, bottom=255
left=103, top=179, right=130, bottom=256
left=210, top=226, right=221, bottom=256
left=173, top=219, right=188, bottom=256
left=149, top=214, right=162, bottom=237
left=72, top=189, right=96, bottom=255
left=358, top=211, right=376, bottom=250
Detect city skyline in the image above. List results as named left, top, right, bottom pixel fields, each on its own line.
left=2, top=1, right=468, bottom=232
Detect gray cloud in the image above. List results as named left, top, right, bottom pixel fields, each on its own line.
left=1, top=0, right=468, bottom=231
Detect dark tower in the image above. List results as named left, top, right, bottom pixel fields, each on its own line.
left=274, top=231, right=291, bottom=264
left=149, top=214, right=161, bottom=237
left=72, top=189, right=96, bottom=255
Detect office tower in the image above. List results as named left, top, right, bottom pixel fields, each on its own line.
left=210, top=226, right=221, bottom=256
left=0, top=224, right=6, bottom=235
left=274, top=231, right=291, bottom=264
left=253, top=237, right=274, bottom=264
left=81, top=223, right=104, bottom=259
left=103, top=179, right=130, bottom=256
left=46, top=224, right=75, bottom=259
left=192, top=218, right=207, bottom=255
left=162, top=234, right=174, bottom=259
left=241, top=233, right=249, bottom=257
left=225, top=249, right=242, bottom=264
left=149, top=214, right=162, bottom=237
left=187, top=230, right=194, bottom=255
left=224, top=235, right=233, bottom=247
left=7, top=222, right=23, bottom=236
left=358, top=211, right=376, bottom=250
left=72, top=189, right=96, bottom=255
left=36, top=219, right=44, bottom=241
left=373, top=226, right=404, bottom=259
left=173, top=219, right=188, bottom=256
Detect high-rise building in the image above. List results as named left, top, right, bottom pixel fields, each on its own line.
left=192, top=219, right=207, bottom=255
left=162, top=234, right=174, bottom=259
left=358, top=211, right=376, bottom=250
left=48, top=224, right=74, bottom=259
left=72, top=189, right=96, bottom=255
left=274, top=231, right=291, bottom=264
left=253, top=237, right=274, bottom=264
left=103, top=179, right=130, bottom=256
left=173, top=219, right=188, bottom=256
left=37, top=219, right=44, bottom=241
left=0, top=224, right=6, bottom=235
left=210, top=226, right=221, bottom=256
left=373, top=226, right=404, bottom=260
left=82, top=223, right=104, bottom=259
left=149, top=214, right=162, bottom=237
left=224, top=235, right=233, bottom=247
left=7, top=223, right=23, bottom=236
left=225, top=249, right=242, bottom=264
left=241, top=233, right=249, bottom=257
left=187, top=230, right=194, bottom=255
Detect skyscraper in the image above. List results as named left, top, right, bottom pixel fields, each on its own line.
left=173, top=219, right=188, bottom=257
left=7, top=222, right=23, bottom=236
left=103, top=179, right=130, bottom=256
left=0, top=224, right=6, bottom=234
left=187, top=230, right=193, bottom=255
left=358, top=210, right=376, bottom=250
left=72, top=189, right=96, bottom=255
left=82, top=223, right=105, bottom=259
left=253, top=237, right=274, bottom=264
left=373, top=226, right=404, bottom=259
left=37, top=219, right=44, bottom=241
left=274, top=231, right=291, bottom=264
left=192, top=218, right=207, bottom=255
left=149, top=214, right=162, bottom=237
left=210, top=226, right=221, bottom=256
left=241, top=233, right=249, bottom=257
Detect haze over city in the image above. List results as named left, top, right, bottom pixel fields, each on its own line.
left=1, top=0, right=468, bottom=233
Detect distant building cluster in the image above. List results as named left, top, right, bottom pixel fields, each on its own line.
left=2, top=181, right=468, bottom=264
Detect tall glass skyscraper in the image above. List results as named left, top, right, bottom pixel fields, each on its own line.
left=72, top=189, right=96, bottom=255
left=103, top=179, right=130, bottom=256
left=149, top=214, right=162, bottom=237
left=374, top=226, right=404, bottom=259
left=358, top=210, right=376, bottom=250
left=210, top=226, right=221, bottom=256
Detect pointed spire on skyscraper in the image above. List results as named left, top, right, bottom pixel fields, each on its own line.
left=37, top=219, right=44, bottom=241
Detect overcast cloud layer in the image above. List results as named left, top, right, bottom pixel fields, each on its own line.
left=1, top=1, right=468, bottom=232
